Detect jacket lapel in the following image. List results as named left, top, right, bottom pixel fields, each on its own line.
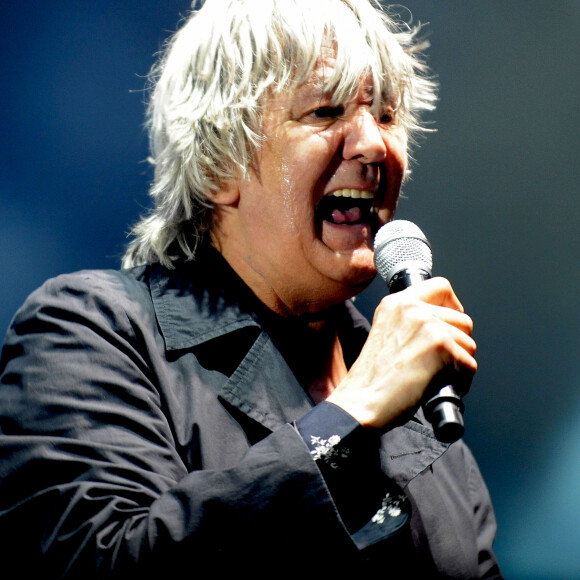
left=219, top=330, right=314, bottom=432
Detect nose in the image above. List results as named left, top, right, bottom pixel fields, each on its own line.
left=342, top=109, right=387, bottom=164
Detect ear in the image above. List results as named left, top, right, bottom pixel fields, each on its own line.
left=209, top=182, right=240, bottom=206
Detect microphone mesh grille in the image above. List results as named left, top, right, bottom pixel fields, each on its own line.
left=374, top=220, right=433, bottom=281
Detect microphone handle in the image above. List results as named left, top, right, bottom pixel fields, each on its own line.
left=388, top=267, right=465, bottom=443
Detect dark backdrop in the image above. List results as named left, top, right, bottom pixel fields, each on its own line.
left=1, top=2, right=579, bottom=578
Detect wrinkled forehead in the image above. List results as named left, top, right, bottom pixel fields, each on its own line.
left=314, top=46, right=375, bottom=90
left=290, top=27, right=399, bottom=105
left=287, top=42, right=396, bottom=111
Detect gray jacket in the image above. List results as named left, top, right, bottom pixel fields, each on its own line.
left=0, top=251, right=501, bottom=578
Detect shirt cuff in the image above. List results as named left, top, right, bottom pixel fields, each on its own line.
left=295, top=401, right=364, bottom=469
left=296, top=402, right=410, bottom=542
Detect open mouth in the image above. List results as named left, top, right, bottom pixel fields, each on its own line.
left=316, top=189, right=374, bottom=225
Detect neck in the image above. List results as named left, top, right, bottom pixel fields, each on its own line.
left=306, top=331, right=348, bottom=403
left=262, top=311, right=348, bottom=403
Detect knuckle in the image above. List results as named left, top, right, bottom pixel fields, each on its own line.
left=432, top=275, right=451, bottom=286
left=423, top=319, right=446, bottom=346
left=430, top=276, right=452, bottom=292
left=434, top=332, right=452, bottom=353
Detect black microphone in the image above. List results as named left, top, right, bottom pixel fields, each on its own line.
left=374, top=220, right=465, bottom=443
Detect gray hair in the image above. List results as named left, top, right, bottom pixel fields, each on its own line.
left=122, top=0, right=437, bottom=269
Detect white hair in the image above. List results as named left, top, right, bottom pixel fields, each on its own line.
left=122, top=0, right=437, bottom=269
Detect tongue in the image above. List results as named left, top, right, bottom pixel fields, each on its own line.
left=331, top=206, right=363, bottom=224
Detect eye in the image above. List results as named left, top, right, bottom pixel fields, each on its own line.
left=379, top=108, right=396, bottom=125
left=311, top=105, right=345, bottom=119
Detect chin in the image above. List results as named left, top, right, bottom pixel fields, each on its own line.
left=328, top=262, right=377, bottom=301
left=338, top=245, right=376, bottom=276
left=347, top=269, right=377, bottom=295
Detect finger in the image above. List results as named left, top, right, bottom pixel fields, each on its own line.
left=447, top=325, right=478, bottom=361
left=413, top=313, right=477, bottom=372
left=404, top=276, right=465, bottom=312
left=438, top=325, right=478, bottom=373
left=426, top=304, right=474, bottom=336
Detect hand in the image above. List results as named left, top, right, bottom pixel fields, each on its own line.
left=327, top=277, right=477, bottom=429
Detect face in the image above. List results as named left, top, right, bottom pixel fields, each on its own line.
left=211, top=55, right=407, bottom=317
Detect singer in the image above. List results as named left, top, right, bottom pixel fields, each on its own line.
left=0, top=1, right=502, bottom=577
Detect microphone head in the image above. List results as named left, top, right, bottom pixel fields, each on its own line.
left=374, top=220, right=433, bottom=285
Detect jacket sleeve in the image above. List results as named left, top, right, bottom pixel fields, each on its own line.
left=403, top=436, right=503, bottom=578
left=465, top=444, right=503, bottom=579
left=0, top=272, right=360, bottom=578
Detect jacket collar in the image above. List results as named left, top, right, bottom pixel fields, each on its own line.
left=144, top=248, right=315, bottom=429
left=147, top=247, right=261, bottom=352
left=147, top=245, right=370, bottom=356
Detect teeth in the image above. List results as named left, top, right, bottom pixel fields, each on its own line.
left=329, top=188, right=373, bottom=199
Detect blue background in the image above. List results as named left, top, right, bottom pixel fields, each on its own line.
left=1, top=2, right=579, bottom=577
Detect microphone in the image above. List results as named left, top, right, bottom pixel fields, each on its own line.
left=374, top=220, right=465, bottom=443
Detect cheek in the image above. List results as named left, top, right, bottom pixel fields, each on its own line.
left=384, top=131, right=408, bottom=181
left=280, top=125, right=339, bottom=168
left=274, top=134, right=337, bottom=200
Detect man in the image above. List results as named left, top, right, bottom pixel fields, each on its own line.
left=0, top=0, right=502, bottom=577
